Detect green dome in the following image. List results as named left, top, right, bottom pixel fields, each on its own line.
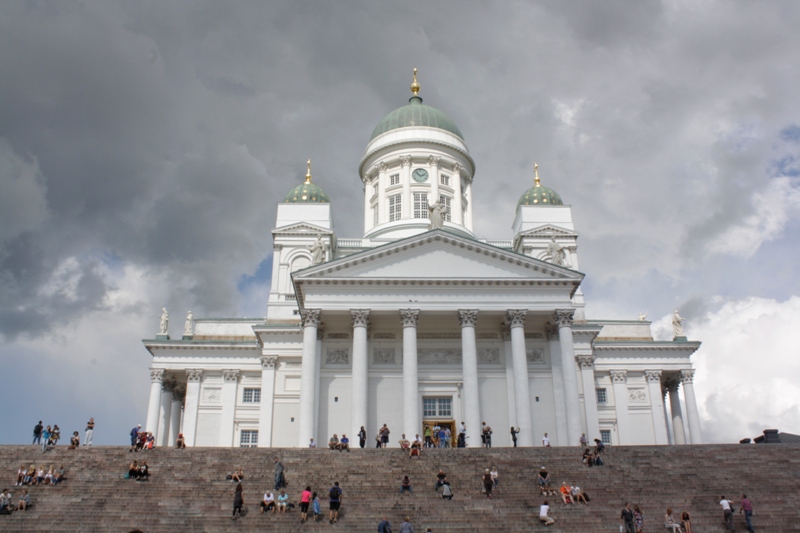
left=284, top=181, right=330, bottom=203
left=370, top=96, right=464, bottom=141
left=517, top=184, right=563, bottom=207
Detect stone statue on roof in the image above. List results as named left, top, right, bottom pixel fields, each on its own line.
left=159, top=308, right=169, bottom=335
left=428, top=200, right=444, bottom=229
left=310, top=235, right=328, bottom=265
left=672, top=310, right=684, bottom=338
left=546, top=237, right=567, bottom=266
left=184, top=311, right=193, bottom=337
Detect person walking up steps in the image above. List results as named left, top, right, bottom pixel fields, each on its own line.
left=328, top=481, right=343, bottom=524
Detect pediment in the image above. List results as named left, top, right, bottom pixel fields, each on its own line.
left=293, top=230, right=583, bottom=282
left=272, top=222, right=333, bottom=236
left=518, top=225, right=578, bottom=238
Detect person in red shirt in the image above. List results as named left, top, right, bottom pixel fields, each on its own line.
left=299, top=485, right=312, bottom=523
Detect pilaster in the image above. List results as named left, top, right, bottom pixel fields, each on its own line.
left=183, top=369, right=203, bottom=446
left=258, top=355, right=278, bottom=447
left=554, top=309, right=583, bottom=444
left=577, top=355, right=600, bottom=444
left=610, top=370, right=631, bottom=444
left=220, top=369, right=240, bottom=447
left=645, top=370, right=669, bottom=445
left=681, top=370, right=702, bottom=444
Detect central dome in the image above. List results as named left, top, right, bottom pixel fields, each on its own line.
left=370, top=95, right=464, bottom=141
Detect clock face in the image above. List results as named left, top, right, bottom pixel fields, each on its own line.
left=412, top=168, right=429, bottom=182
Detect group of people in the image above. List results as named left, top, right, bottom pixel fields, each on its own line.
left=14, top=464, right=66, bottom=487
left=129, top=424, right=156, bottom=452
left=32, top=418, right=93, bottom=452
left=126, top=460, right=150, bottom=481
left=0, top=488, right=31, bottom=514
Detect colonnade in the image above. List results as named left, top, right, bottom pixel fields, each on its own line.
left=144, top=368, right=185, bottom=447
left=297, top=307, right=580, bottom=448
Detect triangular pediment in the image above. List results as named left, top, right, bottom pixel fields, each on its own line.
left=272, top=222, right=333, bottom=236
left=518, top=225, right=577, bottom=238
left=293, top=230, right=583, bottom=282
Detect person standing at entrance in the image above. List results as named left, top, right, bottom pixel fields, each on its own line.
left=510, top=427, right=520, bottom=447
left=358, top=426, right=366, bottom=449
left=84, top=418, right=95, bottom=446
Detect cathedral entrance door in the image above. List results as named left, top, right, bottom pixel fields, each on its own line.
left=423, top=420, right=456, bottom=447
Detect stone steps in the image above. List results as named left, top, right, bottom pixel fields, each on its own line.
left=1, top=445, right=799, bottom=532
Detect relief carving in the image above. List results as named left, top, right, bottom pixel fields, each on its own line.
left=526, top=348, right=544, bottom=363
left=326, top=349, right=349, bottom=365
left=418, top=348, right=462, bottom=365
left=373, top=348, right=396, bottom=365
left=478, top=348, right=501, bottom=365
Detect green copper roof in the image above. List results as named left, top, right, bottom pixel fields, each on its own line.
left=370, top=96, right=463, bottom=141
left=284, top=181, right=330, bottom=203
left=517, top=185, right=563, bottom=207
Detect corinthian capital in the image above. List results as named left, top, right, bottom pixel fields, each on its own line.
left=428, top=155, right=440, bottom=168
left=222, top=369, right=240, bottom=383
left=149, top=368, right=165, bottom=383
left=452, top=162, right=462, bottom=174
left=400, top=155, right=412, bottom=167
left=351, top=309, right=371, bottom=328
left=680, top=369, right=695, bottom=384
left=300, top=309, right=322, bottom=328
left=645, top=370, right=663, bottom=383
left=400, top=309, right=420, bottom=328
left=378, top=161, right=388, bottom=173
left=577, top=355, right=594, bottom=368
left=554, top=309, right=575, bottom=328
left=260, top=355, right=278, bottom=369
left=506, top=309, right=527, bottom=328
left=458, top=309, right=478, bottom=327
left=610, top=370, right=627, bottom=384
left=186, top=369, right=203, bottom=382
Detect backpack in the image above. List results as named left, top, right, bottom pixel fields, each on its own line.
left=329, top=487, right=339, bottom=499
left=442, top=484, right=452, bottom=497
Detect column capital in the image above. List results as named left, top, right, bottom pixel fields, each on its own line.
left=186, top=369, right=204, bottom=382
left=506, top=309, right=527, bottom=328
left=452, top=162, right=462, bottom=174
left=400, top=309, right=420, bottom=327
left=260, top=355, right=278, bottom=369
left=458, top=309, right=478, bottom=328
left=149, top=368, right=165, bottom=383
left=378, top=161, right=388, bottom=173
left=222, top=369, right=240, bottom=383
left=645, top=370, right=663, bottom=383
left=610, top=370, right=627, bottom=384
left=400, top=155, right=412, bottom=167
left=545, top=322, right=560, bottom=340
left=428, top=155, right=440, bottom=168
left=577, top=355, right=595, bottom=368
left=665, top=379, right=680, bottom=393
left=351, top=309, right=371, bottom=328
left=300, top=309, right=321, bottom=328
left=554, top=309, right=575, bottom=328
left=680, top=369, right=695, bottom=384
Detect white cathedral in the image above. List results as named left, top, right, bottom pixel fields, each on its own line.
left=143, top=71, right=703, bottom=449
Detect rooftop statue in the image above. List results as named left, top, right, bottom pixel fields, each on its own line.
left=428, top=200, right=444, bottom=230
left=310, top=235, right=328, bottom=265
left=159, top=308, right=169, bottom=335
left=546, top=237, right=567, bottom=267
left=672, top=310, right=685, bottom=338
left=184, top=311, right=193, bottom=337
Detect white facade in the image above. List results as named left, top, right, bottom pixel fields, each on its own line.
left=143, top=82, right=702, bottom=449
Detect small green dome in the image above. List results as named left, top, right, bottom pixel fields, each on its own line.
left=517, top=185, right=563, bottom=207
left=284, top=181, right=330, bottom=203
left=371, top=96, right=464, bottom=141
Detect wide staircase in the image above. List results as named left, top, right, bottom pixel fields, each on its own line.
left=1, top=444, right=798, bottom=532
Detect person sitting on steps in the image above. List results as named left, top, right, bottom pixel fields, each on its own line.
left=328, top=434, right=341, bottom=451
left=537, top=467, right=552, bottom=494
left=260, top=490, right=276, bottom=514
left=400, top=475, right=412, bottom=494
left=559, top=482, right=572, bottom=505
left=398, top=434, right=411, bottom=451
left=441, top=480, right=453, bottom=500
left=16, top=490, right=30, bottom=512
left=231, top=468, right=244, bottom=483
left=434, top=470, right=447, bottom=492
left=570, top=482, right=588, bottom=504
left=340, top=434, right=350, bottom=452
left=175, top=433, right=186, bottom=449
left=138, top=460, right=149, bottom=481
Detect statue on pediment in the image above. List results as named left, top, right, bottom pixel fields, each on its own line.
left=672, top=310, right=684, bottom=337
left=546, top=237, right=567, bottom=266
left=428, top=200, right=444, bottom=229
left=310, top=235, right=328, bottom=264
left=184, top=311, right=193, bottom=336
left=159, top=308, right=169, bottom=335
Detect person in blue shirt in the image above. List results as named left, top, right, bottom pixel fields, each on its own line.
left=340, top=434, right=350, bottom=452
left=378, top=516, right=392, bottom=533
left=41, top=426, right=51, bottom=453
left=312, top=492, right=321, bottom=522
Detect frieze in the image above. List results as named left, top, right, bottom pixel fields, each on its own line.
left=418, top=348, right=462, bottom=365
left=477, top=333, right=499, bottom=339
left=373, top=332, right=396, bottom=339
left=525, top=332, right=544, bottom=339
left=628, top=388, right=648, bottom=403
left=478, top=348, right=501, bottom=365
left=326, top=349, right=349, bottom=365
left=418, top=333, right=461, bottom=339
left=373, top=348, right=396, bottom=365
left=327, top=333, right=350, bottom=339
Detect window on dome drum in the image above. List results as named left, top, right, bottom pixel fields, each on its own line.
left=439, top=195, right=452, bottom=222
left=440, top=174, right=450, bottom=186
left=240, top=430, right=258, bottom=448
left=243, top=388, right=261, bottom=404
left=389, top=195, right=402, bottom=222
left=390, top=174, right=400, bottom=186
left=373, top=205, right=379, bottom=227
left=423, top=398, right=452, bottom=418
left=596, top=388, right=607, bottom=404
left=372, top=183, right=378, bottom=197
left=413, top=192, right=429, bottom=219
left=600, top=430, right=611, bottom=445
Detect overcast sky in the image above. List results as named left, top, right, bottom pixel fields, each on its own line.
left=2, top=0, right=799, bottom=445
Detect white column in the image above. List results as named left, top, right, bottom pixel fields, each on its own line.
left=314, top=328, right=323, bottom=441
left=502, top=329, right=517, bottom=433
left=258, top=356, right=278, bottom=447
left=554, top=309, right=583, bottom=445
left=663, top=391, right=673, bottom=444
left=668, top=380, right=686, bottom=445
left=452, top=163, right=463, bottom=225
left=459, top=310, right=481, bottom=447
left=578, top=355, right=600, bottom=445
left=378, top=161, right=387, bottom=224
left=351, top=310, right=370, bottom=440
left=547, top=324, right=568, bottom=446
left=401, top=309, right=420, bottom=439
left=220, top=370, right=240, bottom=447
left=507, top=310, right=533, bottom=447
left=645, top=370, right=669, bottom=445
left=429, top=155, right=440, bottom=210
left=183, top=369, right=203, bottom=446
left=401, top=155, right=412, bottom=219
left=298, top=309, right=321, bottom=447
left=157, top=382, right=173, bottom=447
left=681, top=370, right=703, bottom=445
left=464, top=181, right=474, bottom=230
left=145, top=368, right=165, bottom=436
left=611, top=370, right=631, bottom=444
left=169, top=389, right=183, bottom=446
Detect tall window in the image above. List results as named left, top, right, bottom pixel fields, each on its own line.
left=414, top=192, right=429, bottom=219
left=240, top=430, right=259, bottom=448
left=423, top=398, right=452, bottom=418
left=243, top=388, right=261, bottom=403
left=389, top=174, right=400, bottom=186
left=373, top=205, right=379, bottom=226
left=439, top=195, right=452, bottom=222
left=389, top=195, right=402, bottom=222
left=600, top=430, right=611, bottom=445
left=596, top=388, right=607, bottom=404
left=372, top=183, right=379, bottom=197
left=440, top=174, right=450, bottom=186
